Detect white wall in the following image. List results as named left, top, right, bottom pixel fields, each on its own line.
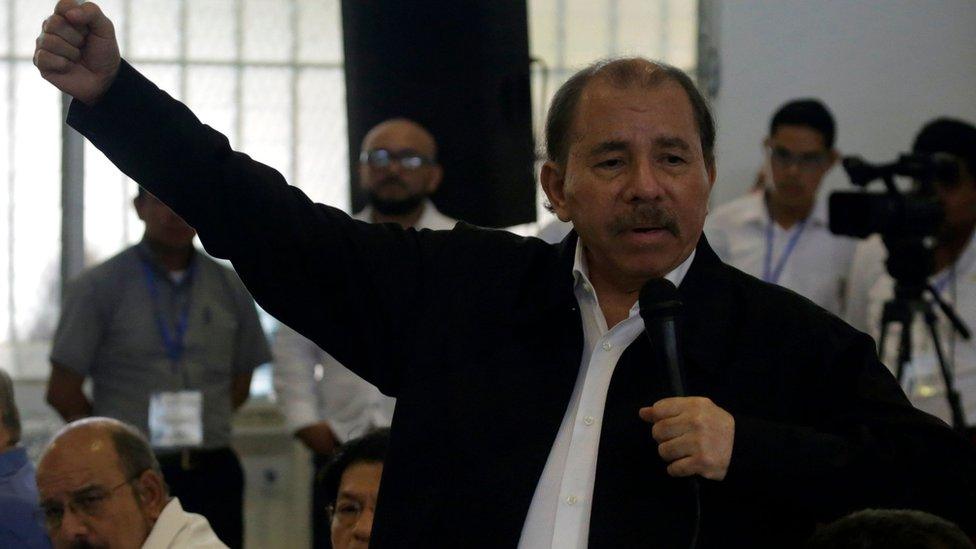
left=711, top=0, right=976, bottom=207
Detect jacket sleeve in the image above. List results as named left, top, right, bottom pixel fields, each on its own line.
left=66, top=61, right=438, bottom=396
left=725, top=328, right=976, bottom=532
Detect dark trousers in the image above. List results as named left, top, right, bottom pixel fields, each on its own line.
left=312, top=452, right=334, bottom=549
left=158, top=447, right=245, bottom=549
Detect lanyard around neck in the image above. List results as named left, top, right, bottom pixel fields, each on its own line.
left=140, top=258, right=196, bottom=366
left=763, top=215, right=809, bottom=285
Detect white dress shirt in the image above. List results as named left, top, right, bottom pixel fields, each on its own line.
left=518, top=241, right=695, bottom=549
left=142, top=498, right=226, bottom=549
left=846, top=233, right=976, bottom=425
left=272, top=200, right=456, bottom=441
left=704, top=192, right=858, bottom=316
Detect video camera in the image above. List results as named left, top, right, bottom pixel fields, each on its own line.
left=829, top=153, right=958, bottom=239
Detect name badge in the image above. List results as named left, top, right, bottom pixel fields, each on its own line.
left=149, top=391, right=203, bottom=448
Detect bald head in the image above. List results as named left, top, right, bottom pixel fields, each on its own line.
left=358, top=118, right=444, bottom=223
left=361, top=118, right=438, bottom=160
left=37, top=418, right=169, bottom=549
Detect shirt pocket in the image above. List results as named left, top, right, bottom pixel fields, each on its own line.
left=189, top=301, right=240, bottom=380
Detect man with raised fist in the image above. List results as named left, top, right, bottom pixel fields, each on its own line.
left=34, top=2, right=976, bottom=546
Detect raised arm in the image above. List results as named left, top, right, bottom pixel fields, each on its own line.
left=34, top=1, right=436, bottom=396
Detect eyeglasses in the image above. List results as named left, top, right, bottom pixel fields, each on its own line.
left=39, top=475, right=140, bottom=531
left=767, top=146, right=831, bottom=172
left=359, top=149, right=435, bottom=170
left=327, top=499, right=375, bottom=527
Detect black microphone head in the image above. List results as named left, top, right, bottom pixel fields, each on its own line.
left=639, top=278, right=682, bottom=321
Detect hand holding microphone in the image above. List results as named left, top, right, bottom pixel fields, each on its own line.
left=34, top=0, right=121, bottom=106
left=638, top=279, right=735, bottom=481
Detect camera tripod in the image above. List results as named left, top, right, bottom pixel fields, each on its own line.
left=878, top=279, right=971, bottom=433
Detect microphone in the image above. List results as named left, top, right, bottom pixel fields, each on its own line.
left=640, top=278, right=701, bottom=549
left=639, top=278, right=686, bottom=397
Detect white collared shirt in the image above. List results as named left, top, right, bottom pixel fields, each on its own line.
left=272, top=199, right=457, bottom=441
left=846, top=233, right=976, bottom=425
left=518, top=242, right=695, bottom=549
left=704, top=192, right=858, bottom=316
left=142, top=498, right=226, bottom=549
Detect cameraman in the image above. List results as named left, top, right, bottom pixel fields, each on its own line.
left=846, top=118, right=976, bottom=428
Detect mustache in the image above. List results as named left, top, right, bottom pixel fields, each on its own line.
left=376, top=176, right=407, bottom=190
left=608, top=204, right=680, bottom=236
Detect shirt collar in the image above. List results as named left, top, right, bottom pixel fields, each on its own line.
left=742, top=191, right=829, bottom=229
left=136, top=238, right=197, bottom=276
left=0, top=446, right=29, bottom=478
left=356, top=199, right=439, bottom=226
left=572, top=239, right=696, bottom=297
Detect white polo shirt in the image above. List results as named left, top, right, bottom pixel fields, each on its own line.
left=705, top=192, right=859, bottom=316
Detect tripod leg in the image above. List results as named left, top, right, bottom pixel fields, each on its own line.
left=923, top=309, right=968, bottom=432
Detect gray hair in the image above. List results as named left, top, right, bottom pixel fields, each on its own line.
left=0, top=368, right=21, bottom=447
left=544, top=57, right=716, bottom=169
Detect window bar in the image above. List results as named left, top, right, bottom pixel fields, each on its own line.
left=607, top=0, right=619, bottom=56
left=234, top=0, right=244, bottom=149
left=6, top=0, right=17, bottom=343
left=290, top=0, right=299, bottom=189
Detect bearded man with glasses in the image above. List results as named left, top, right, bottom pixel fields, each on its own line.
left=705, top=99, right=858, bottom=316
left=36, top=417, right=225, bottom=549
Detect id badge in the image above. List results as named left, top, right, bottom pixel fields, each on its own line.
left=149, top=391, right=203, bottom=448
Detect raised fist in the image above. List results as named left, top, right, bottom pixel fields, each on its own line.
left=34, top=0, right=121, bottom=105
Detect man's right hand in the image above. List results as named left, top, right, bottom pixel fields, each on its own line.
left=34, top=0, right=120, bottom=106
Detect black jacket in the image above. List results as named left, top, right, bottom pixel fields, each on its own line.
left=69, top=61, right=976, bottom=548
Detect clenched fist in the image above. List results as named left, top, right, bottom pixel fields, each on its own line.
left=640, top=396, right=735, bottom=481
left=34, top=0, right=120, bottom=105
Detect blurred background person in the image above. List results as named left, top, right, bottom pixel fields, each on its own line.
left=46, top=188, right=271, bottom=548
left=846, top=118, right=976, bottom=431
left=274, top=118, right=453, bottom=549
left=0, top=368, right=50, bottom=548
left=706, top=99, right=858, bottom=315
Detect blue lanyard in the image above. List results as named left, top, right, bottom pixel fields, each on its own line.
left=140, top=259, right=196, bottom=366
left=763, top=216, right=809, bottom=284
left=932, top=266, right=955, bottom=295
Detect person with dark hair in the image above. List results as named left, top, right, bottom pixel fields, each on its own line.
left=847, top=117, right=976, bottom=429
left=705, top=98, right=858, bottom=315
left=0, top=368, right=51, bottom=548
left=36, top=417, right=225, bottom=548
left=45, top=184, right=271, bottom=547
left=319, top=429, right=390, bottom=549
left=34, top=3, right=976, bottom=546
left=805, top=508, right=975, bottom=549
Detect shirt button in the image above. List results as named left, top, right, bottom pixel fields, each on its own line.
left=583, top=416, right=595, bottom=426
left=566, top=495, right=578, bottom=505
left=602, top=341, right=612, bottom=351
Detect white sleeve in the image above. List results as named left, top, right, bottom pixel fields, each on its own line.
left=844, top=236, right=888, bottom=333
left=272, top=323, right=324, bottom=434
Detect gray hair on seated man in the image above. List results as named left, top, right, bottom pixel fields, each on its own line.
left=0, top=368, right=20, bottom=449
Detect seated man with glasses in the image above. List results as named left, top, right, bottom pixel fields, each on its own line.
left=705, top=98, right=858, bottom=315
left=320, top=428, right=389, bottom=549
left=36, top=417, right=225, bottom=549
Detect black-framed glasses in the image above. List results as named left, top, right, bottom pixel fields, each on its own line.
left=359, top=149, right=435, bottom=170
left=767, top=146, right=831, bottom=172
left=39, top=474, right=142, bottom=531
left=326, top=498, right=375, bottom=527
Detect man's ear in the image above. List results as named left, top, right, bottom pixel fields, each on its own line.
left=425, top=164, right=444, bottom=194
left=827, top=148, right=840, bottom=170
left=540, top=161, right=572, bottom=222
left=134, top=470, right=168, bottom=522
left=133, top=195, right=146, bottom=221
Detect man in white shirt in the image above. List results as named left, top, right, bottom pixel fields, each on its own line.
left=273, top=117, right=456, bottom=548
left=706, top=99, right=858, bottom=315
left=846, top=118, right=976, bottom=429
left=36, top=417, right=225, bottom=549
